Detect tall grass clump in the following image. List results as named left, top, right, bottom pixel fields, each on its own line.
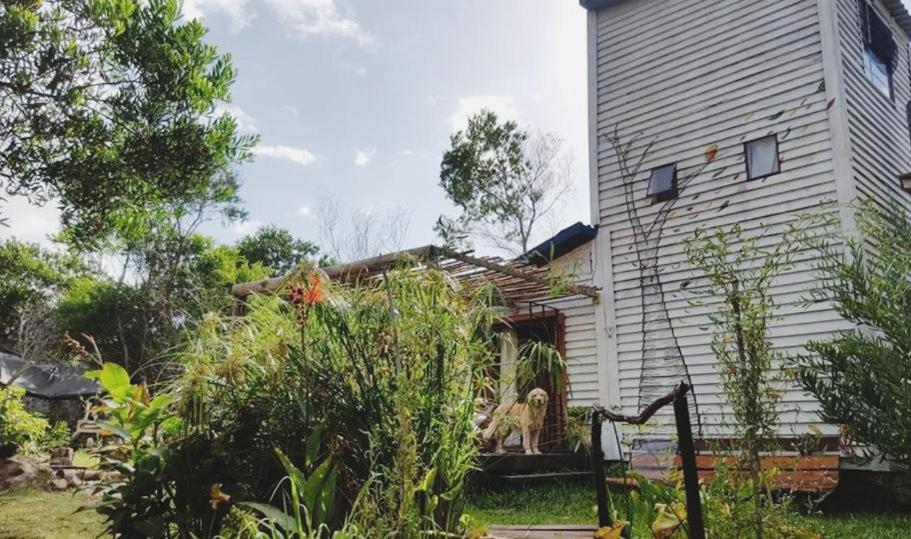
left=167, top=262, right=497, bottom=536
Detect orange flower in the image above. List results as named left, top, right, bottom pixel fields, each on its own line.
left=289, top=273, right=325, bottom=308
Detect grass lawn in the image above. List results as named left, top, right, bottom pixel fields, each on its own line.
left=0, top=488, right=106, bottom=539
left=464, top=480, right=911, bottom=538
left=1, top=482, right=909, bottom=538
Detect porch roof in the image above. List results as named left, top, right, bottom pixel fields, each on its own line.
left=232, top=245, right=600, bottom=306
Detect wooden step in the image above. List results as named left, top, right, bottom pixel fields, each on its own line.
left=478, top=452, right=590, bottom=474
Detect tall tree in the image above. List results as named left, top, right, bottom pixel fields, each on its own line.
left=68, top=170, right=259, bottom=373
left=0, top=239, right=88, bottom=355
left=236, top=224, right=321, bottom=275
left=0, top=0, right=255, bottom=241
left=438, top=110, right=573, bottom=256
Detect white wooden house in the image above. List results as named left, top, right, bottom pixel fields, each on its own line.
left=555, top=0, right=911, bottom=463
left=234, top=1, right=911, bottom=475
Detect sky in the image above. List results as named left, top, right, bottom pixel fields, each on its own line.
left=0, top=0, right=591, bottom=258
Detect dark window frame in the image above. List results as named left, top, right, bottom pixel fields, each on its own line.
left=647, top=163, right=678, bottom=203
left=906, top=101, right=911, bottom=150
left=859, top=0, right=896, bottom=100
left=743, top=135, right=781, bottom=182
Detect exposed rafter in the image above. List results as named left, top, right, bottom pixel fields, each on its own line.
left=232, top=244, right=600, bottom=305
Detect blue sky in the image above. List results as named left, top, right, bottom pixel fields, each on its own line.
left=0, top=0, right=591, bottom=258
left=6, top=1, right=911, bottom=258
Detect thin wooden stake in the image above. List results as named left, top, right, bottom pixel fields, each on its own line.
left=590, top=410, right=612, bottom=528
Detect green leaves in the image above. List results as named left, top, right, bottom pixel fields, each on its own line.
left=96, top=362, right=130, bottom=392
left=242, top=447, right=340, bottom=535
left=794, top=202, right=911, bottom=467
left=438, top=110, right=571, bottom=254
left=0, top=0, right=255, bottom=242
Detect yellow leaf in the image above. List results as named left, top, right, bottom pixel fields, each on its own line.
left=652, top=502, right=686, bottom=539
left=594, top=521, right=625, bottom=539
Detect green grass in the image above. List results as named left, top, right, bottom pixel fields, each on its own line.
left=1, top=483, right=909, bottom=538
left=0, top=488, right=106, bottom=539
left=464, top=481, right=911, bottom=538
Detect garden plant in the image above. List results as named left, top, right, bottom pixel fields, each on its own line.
left=81, top=262, right=500, bottom=537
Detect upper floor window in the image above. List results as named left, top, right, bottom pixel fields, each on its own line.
left=745, top=135, right=780, bottom=181
left=647, top=163, right=677, bottom=202
left=860, top=1, right=897, bottom=98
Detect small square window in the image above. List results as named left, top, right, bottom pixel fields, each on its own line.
left=744, top=135, right=780, bottom=181
left=647, top=163, right=677, bottom=202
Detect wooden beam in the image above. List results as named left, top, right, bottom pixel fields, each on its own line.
left=436, top=246, right=601, bottom=301
left=231, top=245, right=436, bottom=297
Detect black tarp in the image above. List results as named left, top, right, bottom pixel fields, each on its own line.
left=0, top=353, right=100, bottom=400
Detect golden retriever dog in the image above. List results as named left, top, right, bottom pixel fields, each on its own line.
left=483, top=388, right=549, bottom=455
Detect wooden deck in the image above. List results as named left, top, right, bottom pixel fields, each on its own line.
left=488, top=525, right=597, bottom=538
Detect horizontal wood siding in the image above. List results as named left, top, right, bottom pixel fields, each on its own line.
left=592, top=0, right=845, bottom=436
left=837, top=0, right=911, bottom=212
left=540, top=243, right=600, bottom=408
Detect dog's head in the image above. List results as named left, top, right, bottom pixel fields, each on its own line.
left=526, top=387, right=548, bottom=409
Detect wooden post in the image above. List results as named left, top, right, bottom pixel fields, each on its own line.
left=673, top=393, right=706, bottom=539
left=590, top=410, right=611, bottom=528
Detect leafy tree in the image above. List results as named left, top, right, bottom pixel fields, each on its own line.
left=236, top=224, right=320, bottom=275
left=55, top=276, right=150, bottom=372
left=56, top=240, right=268, bottom=375
left=795, top=202, right=911, bottom=467
left=0, top=0, right=255, bottom=240
left=438, top=110, right=573, bottom=256
left=685, top=223, right=797, bottom=539
left=0, top=239, right=88, bottom=354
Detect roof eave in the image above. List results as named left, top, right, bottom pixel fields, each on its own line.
left=581, top=0, right=911, bottom=39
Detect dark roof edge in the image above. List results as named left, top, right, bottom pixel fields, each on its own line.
left=883, top=0, right=911, bottom=40
left=579, top=0, right=627, bottom=11
left=520, top=222, right=597, bottom=267
left=581, top=0, right=911, bottom=40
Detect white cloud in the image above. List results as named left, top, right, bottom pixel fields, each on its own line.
left=355, top=66, right=368, bottom=77
left=232, top=219, right=264, bottom=236
left=0, top=196, right=61, bottom=248
left=353, top=147, right=376, bottom=167
left=282, top=104, right=301, bottom=117
left=264, top=0, right=374, bottom=47
left=450, top=95, right=519, bottom=132
left=182, top=0, right=254, bottom=32
left=297, top=205, right=312, bottom=218
left=214, top=103, right=257, bottom=134
left=253, top=144, right=317, bottom=166
left=398, top=150, right=413, bottom=156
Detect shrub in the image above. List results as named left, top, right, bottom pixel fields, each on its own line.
left=684, top=223, right=808, bottom=538
left=0, top=386, right=50, bottom=453
left=163, top=263, right=496, bottom=536
left=795, top=202, right=911, bottom=467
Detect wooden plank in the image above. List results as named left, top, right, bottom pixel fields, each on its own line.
left=694, top=454, right=839, bottom=471
left=488, top=525, right=598, bottom=539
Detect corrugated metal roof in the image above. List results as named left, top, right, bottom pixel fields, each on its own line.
left=580, top=0, right=911, bottom=40
left=519, top=222, right=597, bottom=267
